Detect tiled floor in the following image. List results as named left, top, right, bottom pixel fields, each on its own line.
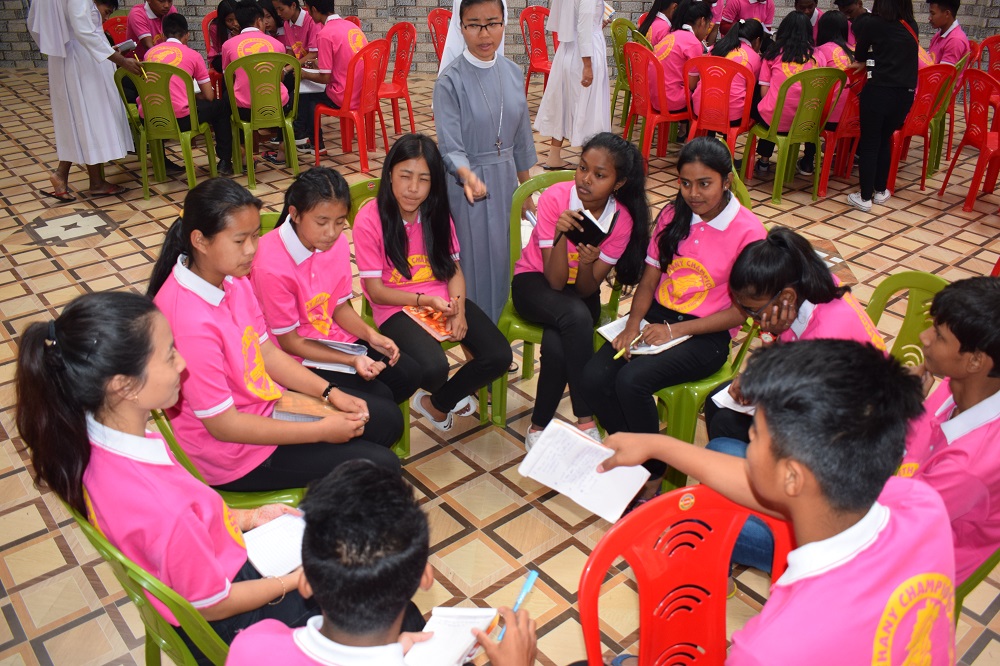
left=1, top=65, right=999, bottom=666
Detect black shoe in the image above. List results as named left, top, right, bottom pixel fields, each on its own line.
left=796, top=157, right=814, bottom=176
left=163, top=158, right=185, bottom=175
left=217, top=159, right=234, bottom=175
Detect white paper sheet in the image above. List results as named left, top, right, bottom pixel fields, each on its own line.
left=403, top=607, right=498, bottom=666
left=299, top=69, right=326, bottom=94
left=243, top=514, right=305, bottom=577
left=597, top=317, right=691, bottom=355
left=517, top=421, right=650, bottom=523
left=302, top=360, right=357, bottom=374
left=710, top=382, right=757, bottom=415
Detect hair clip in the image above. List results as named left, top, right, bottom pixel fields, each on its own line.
left=45, top=320, right=58, bottom=347
left=739, top=18, right=746, bottom=23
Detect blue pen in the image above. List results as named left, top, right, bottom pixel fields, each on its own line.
left=497, top=570, right=539, bottom=641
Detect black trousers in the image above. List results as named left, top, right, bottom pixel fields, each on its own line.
left=312, top=340, right=421, bottom=405
left=704, top=382, right=753, bottom=442
left=177, top=98, right=233, bottom=161
left=580, top=301, right=731, bottom=477
left=379, top=299, right=512, bottom=413
left=857, top=85, right=914, bottom=199
left=511, top=272, right=600, bottom=427
left=296, top=91, right=336, bottom=144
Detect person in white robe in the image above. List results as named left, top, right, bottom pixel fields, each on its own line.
left=534, top=0, right=611, bottom=169
left=27, top=0, right=140, bottom=201
left=437, top=0, right=507, bottom=74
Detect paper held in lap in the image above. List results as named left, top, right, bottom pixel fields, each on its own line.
left=403, top=607, right=498, bottom=666
left=517, top=421, right=650, bottom=523
left=302, top=339, right=367, bottom=375
left=272, top=391, right=338, bottom=423
left=597, top=317, right=691, bottom=355
left=711, top=382, right=756, bottom=415
left=300, top=69, right=326, bottom=94
left=244, top=514, right=305, bottom=577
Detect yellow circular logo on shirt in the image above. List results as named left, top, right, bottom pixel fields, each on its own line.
left=348, top=28, right=365, bottom=53
left=844, top=293, right=886, bottom=351
left=919, top=46, right=935, bottom=66
left=390, top=255, right=434, bottom=285
left=658, top=258, right=714, bottom=313
left=241, top=326, right=282, bottom=400
left=146, top=43, right=184, bottom=67
left=306, top=292, right=333, bottom=336
left=237, top=36, right=274, bottom=57
left=872, top=573, right=954, bottom=664
left=654, top=35, right=676, bottom=61
left=727, top=48, right=749, bottom=67
left=829, top=47, right=852, bottom=70
left=780, top=61, right=808, bottom=79
left=222, top=500, right=246, bottom=548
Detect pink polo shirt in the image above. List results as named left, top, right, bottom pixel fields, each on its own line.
left=757, top=55, right=820, bottom=132
left=777, top=294, right=886, bottom=349
left=514, top=181, right=635, bottom=284
left=728, top=477, right=955, bottom=665
left=282, top=8, right=319, bottom=59
left=153, top=258, right=281, bottom=485
left=809, top=8, right=823, bottom=41
left=899, top=380, right=1000, bottom=582
left=646, top=196, right=766, bottom=320
left=83, top=417, right=247, bottom=626
left=712, top=0, right=726, bottom=23
left=814, top=42, right=852, bottom=122
left=251, top=220, right=357, bottom=361
left=354, top=199, right=461, bottom=327
left=221, top=28, right=290, bottom=109
left=227, top=617, right=409, bottom=665
left=316, top=15, right=368, bottom=108
left=651, top=26, right=705, bottom=112
left=692, top=42, right=761, bottom=122
left=721, top=0, right=774, bottom=32
left=929, top=21, right=970, bottom=66
left=141, top=38, right=210, bottom=119
left=646, top=14, right=671, bottom=48
left=126, top=1, right=178, bottom=59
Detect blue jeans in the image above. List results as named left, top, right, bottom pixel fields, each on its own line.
left=706, top=437, right=775, bottom=574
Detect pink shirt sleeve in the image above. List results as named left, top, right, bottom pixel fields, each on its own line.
left=161, top=518, right=236, bottom=609
left=918, top=451, right=987, bottom=524
left=252, top=261, right=302, bottom=336
left=353, top=204, right=385, bottom=279
left=178, top=325, right=238, bottom=418
left=721, top=0, right=742, bottom=23
left=763, top=0, right=774, bottom=28
left=191, top=50, right=210, bottom=83
left=127, top=5, right=152, bottom=40
left=597, top=207, right=634, bottom=265
left=535, top=187, right=563, bottom=250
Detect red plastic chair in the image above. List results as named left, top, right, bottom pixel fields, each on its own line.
left=992, top=256, right=1000, bottom=277
left=428, top=8, right=451, bottom=64
left=579, top=485, right=794, bottom=666
left=979, top=35, right=1000, bottom=78
left=623, top=42, right=691, bottom=169
left=201, top=10, right=217, bottom=51
left=520, top=5, right=554, bottom=94
left=944, top=40, right=980, bottom=161
left=344, top=15, right=361, bottom=28
left=817, top=70, right=866, bottom=197
left=103, top=15, right=128, bottom=46
left=379, top=22, right=417, bottom=134
left=314, top=39, right=390, bottom=174
left=202, top=11, right=223, bottom=97
left=684, top=55, right=755, bottom=157
left=938, top=69, right=1000, bottom=212
left=887, top=64, right=956, bottom=192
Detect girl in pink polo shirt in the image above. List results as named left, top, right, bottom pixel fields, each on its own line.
left=147, top=178, right=401, bottom=493
left=638, top=0, right=678, bottom=46
left=580, top=137, right=766, bottom=502
left=512, top=133, right=650, bottom=451
left=251, top=167, right=420, bottom=420
left=354, top=134, right=512, bottom=433
left=649, top=0, right=712, bottom=113
left=15, top=291, right=316, bottom=652
left=751, top=11, right=819, bottom=175
left=208, top=0, right=239, bottom=73
left=692, top=18, right=764, bottom=124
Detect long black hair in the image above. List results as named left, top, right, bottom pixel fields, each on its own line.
left=16, top=292, right=160, bottom=515
left=212, top=0, right=237, bottom=53
left=656, top=137, right=733, bottom=267
left=638, top=0, right=679, bottom=35
left=277, top=167, right=351, bottom=228
left=729, top=226, right=848, bottom=304
left=763, top=11, right=814, bottom=63
left=670, top=0, right=712, bottom=32
left=147, top=178, right=262, bottom=297
left=711, top=18, right=765, bottom=57
left=579, top=132, right=650, bottom=286
left=376, top=134, right=457, bottom=283
left=816, top=10, right=854, bottom=58
left=872, top=0, right=915, bottom=23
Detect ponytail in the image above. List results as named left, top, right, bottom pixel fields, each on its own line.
left=711, top=18, right=765, bottom=57
left=729, top=226, right=847, bottom=304
left=670, top=0, right=711, bottom=32
left=15, top=292, right=160, bottom=514
left=278, top=167, right=351, bottom=228
left=638, top=0, right=678, bottom=36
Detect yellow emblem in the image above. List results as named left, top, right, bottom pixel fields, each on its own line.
left=306, top=292, right=333, bottom=336
left=222, top=500, right=246, bottom=548
left=348, top=28, right=366, bottom=54
left=872, top=573, right=954, bottom=664
left=241, top=326, right=282, bottom=400
left=146, top=43, right=184, bottom=67
left=654, top=34, right=676, bottom=62
left=658, top=258, right=714, bottom=313
left=237, top=36, right=273, bottom=57
left=389, top=255, right=435, bottom=285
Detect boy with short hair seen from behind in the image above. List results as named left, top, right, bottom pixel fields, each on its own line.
left=222, top=0, right=290, bottom=113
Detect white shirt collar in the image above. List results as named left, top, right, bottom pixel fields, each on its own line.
left=739, top=37, right=752, bottom=47
left=463, top=47, right=497, bottom=68
left=568, top=186, right=617, bottom=232
left=325, top=14, right=343, bottom=23
left=172, top=255, right=230, bottom=306
left=656, top=12, right=669, bottom=21
left=695, top=194, right=740, bottom=231
left=144, top=2, right=157, bottom=19
left=292, top=617, right=407, bottom=665
left=811, top=9, right=820, bottom=26
left=789, top=299, right=815, bottom=338
left=278, top=218, right=315, bottom=265
left=166, top=37, right=182, bottom=44
left=292, top=9, right=306, bottom=27
left=939, top=20, right=960, bottom=39
left=87, top=414, right=173, bottom=466
left=777, top=500, right=889, bottom=586
left=681, top=23, right=695, bottom=33
left=939, top=387, right=1000, bottom=444
left=240, top=27, right=261, bottom=34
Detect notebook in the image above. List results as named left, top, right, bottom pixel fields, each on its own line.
left=299, top=69, right=326, bottom=94
left=301, top=339, right=368, bottom=375
left=597, top=316, right=691, bottom=355
left=403, top=607, right=499, bottom=666
left=711, top=382, right=756, bottom=415
left=563, top=208, right=619, bottom=248
left=243, top=514, right=305, bottom=577
left=271, top=391, right=337, bottom=423
left=403, top=305, right=452, bottom=341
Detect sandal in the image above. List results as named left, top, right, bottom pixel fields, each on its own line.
left=40, top=189, right=76, bottom=203
left=611, top=655, right=638, bottom=666
left=86, top=184, right=128, bottom=197
left=452, top=394, right=478, bottom=418
left=412, top=390, right=453, bottom=432
left=262, top=151, right=285, bottom=165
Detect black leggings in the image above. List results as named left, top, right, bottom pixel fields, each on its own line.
left=311, top=340, right=421, bottom=406
left=378, top=299, right=512, bottom=413
left=857, top=85, right=914, bottom=199
left=511, top=272, right=600, bottom=427
left=177, top=98, right=233, bottom=161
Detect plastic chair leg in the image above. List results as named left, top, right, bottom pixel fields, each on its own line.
left=139, top=133, right=150, bottom=200
left=770, top=139, right=789, bottom=205
left=963, top=154, right=991, bottom=212
left=886, top=132, right=902, bottom=193
left=491, top=373, right=508, bottom=427
left=740, top=134, right=758, bottom=183
left=144, top=634, right=161, bottom=666
left=921, top=136, right=931, bottom=191
left=621, top=90, right=631, bottom=128
left=393, top=400, right=410, bottom=458
left=390, top=98, right=402, bottom=134
left=402, top=91, right=416, bottom=134
left=818, top=135, right=836, bottom=197
left=282, top=121, right=299, bottom=176
left=354, top=112, right=370, bottom=174
left=204, top=127, right=218, bottom=178
left=230, top=122, right=243, bottom=175
left=938, top=143, right=964, bottom=195
left=811, top=141, right=822, bottom=200
left=150, top=140, right=167, bottom=182
left=521, top=341, right=536, bottom=380
left=180, top=137, right=197, bottom=190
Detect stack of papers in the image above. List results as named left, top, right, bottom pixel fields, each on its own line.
left=597, top=317, right=691, bottom=355
left=403, top=607, right=499, bottom=666
left=244, top=514, right=305, bottom=577
left=302, top=339, right=368, bottom=374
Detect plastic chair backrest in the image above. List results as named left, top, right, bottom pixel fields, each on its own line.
left=836, top=69, right=867, bottom=136
left=865, top=271, right=949, bottom=367
left=349, top=177, right=381, bottom=226
left=428, top=8, right=451, bottom=63
left=609, top=17, right=632, bottom=80
left=958, top=69, right=1000, bottom=151
left=260, top=211, right=281, bottom=234
left=628, top=22, right=654, bottom=50
left=103, top=15, right=128, bottom=44
left=151, top=410, right=209, bottom=482
left=979, top=34, right=1000, bottom=78
left=341, top=39, right=389, bottom=114
left=64, top=502, right=229, bottom=665
left=760, top=67, right=846, bottom=142
left=579, top=485, right=794, bottom=665
left=900, top=64, right=956, bottom=136
left=113, top=67, right=143, bottom=132
left=520, top=6, right=552, bottom=68
left=126, top=62, right=202, bottom=141
left=386, top=22, right=416, bottom=87
left=624, top=41, right=664, bottom=117
left=509, top=170, right=575, bottom=276
left=344, top=15, right=361, bottom=27
left=224, top=51, right=300, bottom=130
left=684, top=55, right=754, bottom=134
left=968, top=40, right=980, bottom=70
left=202, top=10, right=217, bottom=52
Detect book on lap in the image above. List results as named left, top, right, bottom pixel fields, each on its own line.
left=597, top=316, right=691, bottom=355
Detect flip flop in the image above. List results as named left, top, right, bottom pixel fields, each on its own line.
left=540, top=163, right=572, bottom=171
left=452, top=394, right=478, bottom=418
left=262, top=151, right=284, bottom=165
left=40, top=189, right=76, bottom=203
left=86, top=184, right=128, bottom=197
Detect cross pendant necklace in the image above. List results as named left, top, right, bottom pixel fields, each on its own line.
left=473, top=66, right=504, bottom=156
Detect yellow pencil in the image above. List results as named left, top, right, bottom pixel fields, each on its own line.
left=613, top=333, right=643, bottom=360
left=133, top=54, right=147, bottom=79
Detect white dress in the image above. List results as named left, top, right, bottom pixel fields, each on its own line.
left=534, top=0, right=611, bottom=147
left=27, top=0, right=133, bottom=165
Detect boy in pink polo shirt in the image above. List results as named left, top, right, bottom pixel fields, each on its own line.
left=126, top=0, right=177, bottom=59
left=720, top=0, right=773, bottom=35
left=227, top=461, right=538, bottom=666
left=273, top=0, right=318, bottom=61
left=221, top=2, right=290, bottom=113
left=600, top=339, right=955, bottom=665
left=143, top=14, right=235, bottom=173
left=899, top=277, right=1000, bottom=584
left=927, top=0, right=970, bottom=65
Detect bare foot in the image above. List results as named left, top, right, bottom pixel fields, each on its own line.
left=48, top=172, right=68, bottom=194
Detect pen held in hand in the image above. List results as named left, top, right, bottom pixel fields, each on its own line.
left=613, top=333, right=643, bottom=360
left=496, top=570, right=538, bottom=641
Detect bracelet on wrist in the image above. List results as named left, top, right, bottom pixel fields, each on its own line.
left=416, top=292, right=423, bottom=307
left=267, top=575, right=287, bottom=605
left=322, top=381, right=337, bottom=403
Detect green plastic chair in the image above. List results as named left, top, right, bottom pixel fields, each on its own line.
left=610, top=18, right=634, bottom=128
left=151, top=410, right=305, bottom=509
left=112, top=68, right=144, bottom=161
left=117, top=63, right=218, bottom=199
left=259, top=210, right=281, bottom=234
left=731, top=162, right=752, bottom=208
left=956, top=545, right=1000, bottom=624
left=864, top=271, right=949, bottom=367
left=63, top=501, right=229, bottom=665
left=928, top=51, right=971, bottom=175
left=224, top=52, right=300, bottom=190
left=739, top=67, right=847, bottom=205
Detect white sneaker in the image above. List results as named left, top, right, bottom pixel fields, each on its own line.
left=847, top=192, right=872, bottom=212
left=872, top=189, right=891, bottom=205
left=525, top=429, right=544, bottom=451
left=580, top=425, right=602, bottom=442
